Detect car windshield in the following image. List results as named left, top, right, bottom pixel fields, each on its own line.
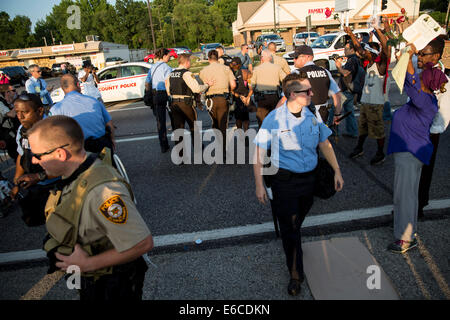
left=206, top=43, right=220, bottom=49
left=264, top=35, right=281, bottom=40
left=311, top=35, right=337, bottom=48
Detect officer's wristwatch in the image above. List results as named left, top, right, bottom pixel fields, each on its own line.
left=37, top=171, right=47, bottom=181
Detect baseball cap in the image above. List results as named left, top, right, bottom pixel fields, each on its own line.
left=82, top=60, right=92, bottom=68
left=289, top=45, right=314, bottom=58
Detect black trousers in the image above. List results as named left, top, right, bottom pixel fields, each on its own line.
left=153, top=91, right=170, bottom=150
left=208, top=96, right=229, bottom=155
left=19, top=183, right=53, bottom=227
left=79, top=257, right=148, bottom=301
left=418, top=133, right=440, bottom=212
left=271, top=169, right=315, bottom=277
left=255, top=94, right=279, bottom=128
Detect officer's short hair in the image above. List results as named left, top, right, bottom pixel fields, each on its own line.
left=28, top=115, right=84, bottom=154
left=231, top=57, right=242, bottom=66
left=155, top=48, right=170, bottom=59
left=282, top=71, right=308, bottom=98
left=268, top=42, right=277, bottom=51
left=14, top=92, right=43, bottom=112
left=178, top=53, right=191, bottom=65
left=28, top=64, right=39, bottom=72
left=61, top=74, right=78, bottom=90
left=208, top=50, right=219, bottom=61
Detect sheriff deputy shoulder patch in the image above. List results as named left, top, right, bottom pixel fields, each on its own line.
left=99, top=195, right=128, bottom=224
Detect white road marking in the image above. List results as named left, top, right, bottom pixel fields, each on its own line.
left=1, top=198, right=449, bottom=265
left=109, top=106, right=149, bottom=113
left=116, top=124, right=259, bottom=143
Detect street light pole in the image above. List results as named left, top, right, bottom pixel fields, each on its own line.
left=42, top=37, right=47, bottom=46
left=146, top=0, right=157, bottom=51
left=273, top=0, right=277, bottom=33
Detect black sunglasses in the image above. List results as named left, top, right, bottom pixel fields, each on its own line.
left=293, top=88, right=313, bottom=96
left=417, top=51, right=436, bottom=57
left=31, top=144, right=69, bottom=160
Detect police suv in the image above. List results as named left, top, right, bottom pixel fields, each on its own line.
left=283, top=29, right=377, bottom=72
left=51, top=62, right=152, bottom=103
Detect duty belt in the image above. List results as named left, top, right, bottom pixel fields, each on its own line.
left=257, top=90, right=278, bottom=95
left=206, top=94, right=227, bottom=98
left=172, top=97, right=191, bottom=102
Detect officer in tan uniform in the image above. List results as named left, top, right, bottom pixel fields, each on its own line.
left=27, top=115, right=153, bottom=301
left=165, top=53, right=213, bottom=158
left=245, top=49, right=286, bottom=127
left=268, top=42, right=291, bottom=75
left=199, top=50, right=236, bottom=156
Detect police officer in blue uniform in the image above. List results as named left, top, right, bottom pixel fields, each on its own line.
left=253, top=72, right=344, bottom=296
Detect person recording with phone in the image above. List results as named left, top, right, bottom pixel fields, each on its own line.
left=78, top=61, right=103, bottom=102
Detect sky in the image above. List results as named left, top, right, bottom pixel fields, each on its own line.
left=0, top=0, right=120, bottom=31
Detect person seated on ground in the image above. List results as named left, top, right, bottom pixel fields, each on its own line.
left=9, top=93, right=59, bottom=226
left=49, top=74, right=115, bottom=154
left=0, top=85, right=19, bottom=160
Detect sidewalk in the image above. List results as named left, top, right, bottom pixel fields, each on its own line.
left=1, top=213, right=448, bottom=300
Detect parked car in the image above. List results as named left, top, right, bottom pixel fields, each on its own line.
left=283, top=29, right=375, bottom=71
left=144, top=49, right=178, bottom=63
left=255, top=34, right=286, bottom=52
left=105, top=57, right=127, bottom=66
left=51, top=62, right=152, bottom=103
left=0, top=66, right=28, bottom=86
left=50, top=62, right=76, bottom=77
left=40, top=67, right=53, bottom=78
left=293, top=32, right=319, bottom=46
left=202, top=43, right=222, bottom=60
left=171, top=47, right=192, bottom=55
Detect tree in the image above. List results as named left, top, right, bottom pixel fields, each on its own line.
left=0, top=12, right=34, bottom=49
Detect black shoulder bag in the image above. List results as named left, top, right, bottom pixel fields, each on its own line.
left=308, top=104, right=336, bottom=199
left=144, top=63, right=163, bottom=108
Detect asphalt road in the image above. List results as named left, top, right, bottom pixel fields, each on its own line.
left=1, top=61, right=449, bottom=302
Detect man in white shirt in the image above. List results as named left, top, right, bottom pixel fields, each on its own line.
left=78, top=61, right=102, bottom=101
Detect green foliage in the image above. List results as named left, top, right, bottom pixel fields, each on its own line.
left=420, top=0, right=449, bottom=13
left=428, top=11, right=447, bottom=25
left=1, top=0, right=247, bottom=50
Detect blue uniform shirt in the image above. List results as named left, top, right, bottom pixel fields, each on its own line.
left=254, top=103, right=332, bottom=173
left=25, top=77, right=53, bottom=105
left=50, top=91, right=111, bottom=140
left=145, top=62, right=172, bottom=91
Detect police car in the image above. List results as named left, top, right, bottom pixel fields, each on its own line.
left=50, top=62, right=153, bottom=103
left=283, top=29, right=377, bottom=71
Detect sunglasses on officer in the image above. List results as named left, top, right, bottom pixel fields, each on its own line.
left=417, top=51, right=436, bottom=57
left=31, top=143, right=70, bottom=160
left=293, top=88, right=313, bottom=96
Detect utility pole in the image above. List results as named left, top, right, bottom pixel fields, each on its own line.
left=273, top=0, right=277, bottom=33
left=42, top=37, right=47, bottom=46
left=146, top=0, right=157, bottom=51
left=171, top=18, right=176, bottom=47
left=445, top=1, right=450, bottom=29
left=50, top=30, right=55, bottom=45
left=157, top=8, right=165, bottom=48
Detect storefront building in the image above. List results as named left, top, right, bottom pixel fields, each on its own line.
left=0, top=41, right=130, bottom=70
left=233, top=0, right=419, bottom=46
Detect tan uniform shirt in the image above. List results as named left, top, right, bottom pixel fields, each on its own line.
left=199, top=61, right=235, bottom=95
left=76, top=179, right=151, bottom=253
left=166, top=68, right=209, bottom=98
left=272, top=54, right=291, bottom=75
left=250, top=62, right=286, bottom=92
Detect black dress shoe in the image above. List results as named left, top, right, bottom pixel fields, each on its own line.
left=287, top=278, right=303, bottom=296
left=161, top=145, right=170, bottom=153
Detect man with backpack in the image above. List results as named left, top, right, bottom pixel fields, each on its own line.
left=344, top=26, right=391, bottom=165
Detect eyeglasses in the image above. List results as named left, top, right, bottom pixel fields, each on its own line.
left=31, top=144, right=69, bottom=160
left=293, top=88, right=313, bottom=96
left=417, top=51, right=436, bottom=57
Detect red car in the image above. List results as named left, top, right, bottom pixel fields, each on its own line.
left=144, top=49, right=178, bottom=63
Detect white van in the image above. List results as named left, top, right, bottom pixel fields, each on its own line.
left=283, top=29, right=379, bottom=71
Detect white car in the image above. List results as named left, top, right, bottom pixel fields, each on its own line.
left=51, top=62, right=152, bottom=103
left=284, top=29, right=377, bottom=72
left=293, top=32, right=319, bottom=46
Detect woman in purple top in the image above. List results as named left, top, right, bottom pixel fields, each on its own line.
left=386, top=43, right=444, bottom=253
